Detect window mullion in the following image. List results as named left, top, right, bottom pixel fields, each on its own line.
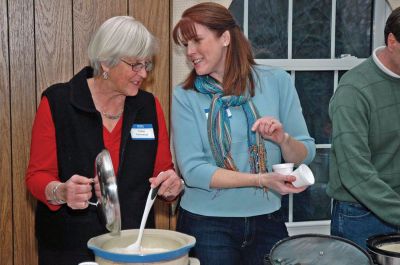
left=288, top=0, right=293, bottom=59
left=289, top=194, right=294, bottom=223
left=334, top=70, right=339, bottom=92
left=373, top=0, right=389, bottom=49
left=244, top=0, right=248, bottom=38
left=331, top=0, right=336, bottom=58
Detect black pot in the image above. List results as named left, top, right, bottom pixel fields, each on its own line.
left=266, top=234, right=373, bottom=265
left=367, top=233, right=400, bottom=265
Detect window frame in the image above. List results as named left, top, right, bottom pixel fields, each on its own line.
left=241, top=0, right=391, bottom=235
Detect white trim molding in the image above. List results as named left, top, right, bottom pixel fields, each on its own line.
left=255, top=58, right=365, bottom=71
left=286, top=220, right=331, bottom=236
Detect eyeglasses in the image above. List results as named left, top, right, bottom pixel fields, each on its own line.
left=120, top=59, right=153, bottom=72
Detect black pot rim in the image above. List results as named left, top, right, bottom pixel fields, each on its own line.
left=270, top=233, right=373, bottom=264
left=367, top=233, right=400, bottom=258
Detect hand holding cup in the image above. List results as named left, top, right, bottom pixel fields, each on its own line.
left=272, top=163, right=314, bottom=188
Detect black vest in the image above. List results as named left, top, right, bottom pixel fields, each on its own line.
left=36, top=67, right=158, bottom=261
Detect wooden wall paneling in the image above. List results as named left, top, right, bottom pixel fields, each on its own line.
left=73, top=0, right=127, bottom=72
left=0, top=0, right=13, bottom=264
left=129, top=0, right=170, bottom=119
left=35, top=0, right=73, bottom=99
left=8, top=0, right=37, bottom=264
left=129, top=0, right=172, bottom=230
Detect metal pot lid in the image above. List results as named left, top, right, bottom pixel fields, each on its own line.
left=268, top=234, right=373, bottom=265
left=95, top=149, right=121, bottom=236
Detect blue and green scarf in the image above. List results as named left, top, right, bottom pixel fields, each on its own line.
left=195, top=75, right=267, bottom=174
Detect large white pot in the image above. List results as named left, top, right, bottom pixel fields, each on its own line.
left=87, top=229, right=196, bottom=265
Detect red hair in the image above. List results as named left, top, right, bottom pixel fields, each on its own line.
left=172, top=2, right=256, bottom=96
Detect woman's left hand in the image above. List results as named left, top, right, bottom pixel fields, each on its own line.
left=252, top=116, right=285, bottom=144
left=149, top=169, right=184, bottom=201
left=261, top=172, right=308, bottom=195
left=94, top=175, right=101, bottom=200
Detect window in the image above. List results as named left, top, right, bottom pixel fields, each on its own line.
left=229, top=0, right=391, bottom=235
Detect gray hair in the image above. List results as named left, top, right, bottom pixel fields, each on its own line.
left=88, top=16, right=159, bottom=75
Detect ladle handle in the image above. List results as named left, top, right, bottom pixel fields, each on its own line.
left=150, top=186, right=160, bottom=200
left=149, top=171, right=163, bottom=200
left=135, top=187, right=157, bottom=247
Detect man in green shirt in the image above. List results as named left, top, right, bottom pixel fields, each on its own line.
left=327, top=7, right=400, bottom=249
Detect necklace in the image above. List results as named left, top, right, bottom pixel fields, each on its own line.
left=92, top=78, right=124, bottom=120
left=101, top=110, right=123, bottom=120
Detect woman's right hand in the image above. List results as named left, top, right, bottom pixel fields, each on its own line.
left=260, top=172, right=307, bottom=195
left=62, top=175, right=94, bottom=209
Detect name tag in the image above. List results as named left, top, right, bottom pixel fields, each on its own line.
left=204, top=108, right=232, bottom=119
left=130, top=124, right=155, bottom=140
left=204, top=108, right=210, bottom=119
left=226, top=108, right=232, bottom=118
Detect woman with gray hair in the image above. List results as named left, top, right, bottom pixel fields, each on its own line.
left=25, top=16, right=182, bottom=265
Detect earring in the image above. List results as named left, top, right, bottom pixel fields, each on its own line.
left=102, top=71, right=109, bottom=80
left=224, top=43, right=228, bottom=47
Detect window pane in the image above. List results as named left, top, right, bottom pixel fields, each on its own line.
left=281, top=195, right=289, bottom=222
left=293, top=0, right=332, bottom=59
left=295, top=71, right=333, bottom=144
left=338, top=70, right=347, bottom=83
left=335, top=0, right=373, bottom=58
left=293, top=148, right=331, bottom=222
left=228, top=0, right=244, bottom=30
left=248, top=0, right=288, bottom=58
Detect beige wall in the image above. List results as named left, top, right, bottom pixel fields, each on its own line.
left=388, top=0, right=400, bottom=9
left=0, top=1, right=171, bottom=264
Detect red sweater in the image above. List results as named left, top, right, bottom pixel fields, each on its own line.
left=26, top=96, right=174, bottom=210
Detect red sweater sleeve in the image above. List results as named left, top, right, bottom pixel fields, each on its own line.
left=152, top=97, right=174, bottom=177
left=25, top=97, right=60, bottom=211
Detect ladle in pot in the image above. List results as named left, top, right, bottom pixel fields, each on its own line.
left=128, top=186, right=159, bottom=251
left=111, top=185, right=160, bottom=253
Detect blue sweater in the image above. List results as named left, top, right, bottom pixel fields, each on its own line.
left=172, top=65, right=315, bottom=217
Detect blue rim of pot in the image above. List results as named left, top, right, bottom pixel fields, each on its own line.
left=89, top=243, right=194, bottom=263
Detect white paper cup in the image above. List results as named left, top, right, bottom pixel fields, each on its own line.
left=291, top=164, right=315, bottom=187
left=272, top=163, right=294, bottom=175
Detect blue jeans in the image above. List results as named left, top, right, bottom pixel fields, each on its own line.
left=331, top=199, right=400, bottom=249
left=177, top=208, right=288, bottom=265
